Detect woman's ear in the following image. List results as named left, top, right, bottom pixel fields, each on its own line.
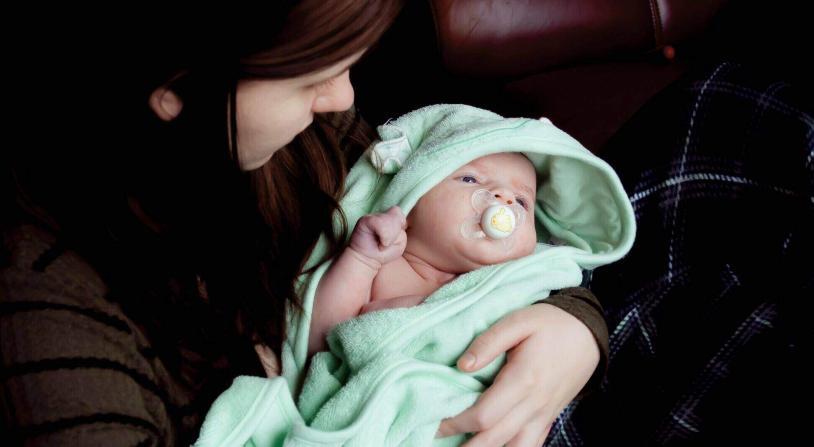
left=148, top=85, right=184, bottom=121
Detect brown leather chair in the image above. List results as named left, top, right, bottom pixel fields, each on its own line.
left=354, top=0, right=806, bottom=152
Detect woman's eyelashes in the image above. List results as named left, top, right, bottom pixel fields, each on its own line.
left=313, top=69, right=348, bottom=89
left=308, top=74, right=337, bottom=90
left=313, top=76, right=336, bottom=89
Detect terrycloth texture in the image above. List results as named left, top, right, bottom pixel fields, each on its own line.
left=195, top=104, right=636, bottom=446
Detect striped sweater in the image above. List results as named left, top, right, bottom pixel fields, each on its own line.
left=1, top=224, right=200, bottom=446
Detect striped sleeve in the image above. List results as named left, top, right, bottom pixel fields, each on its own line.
left=1, top=226, right=190, bottom=446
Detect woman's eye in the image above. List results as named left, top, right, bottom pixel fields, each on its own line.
left=461, top=176, right=478, bottom=184
left=314, top=76, right=337, bottom=89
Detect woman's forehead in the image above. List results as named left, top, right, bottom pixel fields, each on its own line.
left=300, top=49, right=367, bottom=82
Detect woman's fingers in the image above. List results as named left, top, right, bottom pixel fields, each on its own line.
left=437, top=304, right=598, bottom=444
left=437, top=307, right=541, bottom=438
left=456, top=308, right=537, bottom=372
left=254, top=344, right=280, bottom=378
left=439, top=353, right=540, bottom=436
left=538, top=421, right=554, bottom=446
left=506, top=415, right=550, bottom=447
left=459, top=397, right=546, bottom=447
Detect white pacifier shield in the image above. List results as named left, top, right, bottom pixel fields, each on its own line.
left=481, top=204, right=516, bottom=239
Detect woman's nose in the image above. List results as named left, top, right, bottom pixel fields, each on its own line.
left=312, top=70, right=355, bottom=113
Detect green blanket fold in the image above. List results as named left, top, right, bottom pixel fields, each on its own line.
left=195, top=104, right=636, bottom=446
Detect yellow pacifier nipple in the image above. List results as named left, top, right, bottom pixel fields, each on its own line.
left=481, top=204, right=516, bottom=239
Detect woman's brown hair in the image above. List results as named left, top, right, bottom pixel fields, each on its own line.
left=4, top=0, right=403, bottom=424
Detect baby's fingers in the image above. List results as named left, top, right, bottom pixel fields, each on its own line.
left=384, top=205, right=407, bottom=226
left=375, top=206, right=407, bottom=246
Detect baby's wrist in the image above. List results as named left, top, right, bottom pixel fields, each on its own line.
left=346, top=246, right=383, bottom=273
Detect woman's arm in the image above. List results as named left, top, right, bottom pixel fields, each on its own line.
left=1, top=226, right=186, bottom=446
left=540, top=287, right=609, bottom=397
left=435, top=287, right=607, bottom=446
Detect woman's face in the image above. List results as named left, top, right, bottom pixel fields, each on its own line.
left=234, top=49, right=366, bottom=170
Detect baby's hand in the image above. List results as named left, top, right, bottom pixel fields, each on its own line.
left=349, top=206, right=407, bottom=268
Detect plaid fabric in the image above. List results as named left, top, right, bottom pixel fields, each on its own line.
left=547, top=60, right=813, bottom=445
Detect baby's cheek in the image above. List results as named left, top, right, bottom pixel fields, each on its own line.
left=519, top=225, right=538, bottom=255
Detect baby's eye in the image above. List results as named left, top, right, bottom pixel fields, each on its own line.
left=460, top=175, right=478, bottom=184
left=516, top=197, right=529, bottom=209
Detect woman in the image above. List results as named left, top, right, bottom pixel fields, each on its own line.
left=1, top=2, right=607, bottom=445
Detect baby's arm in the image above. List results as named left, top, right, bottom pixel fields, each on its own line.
left=359, top=294, right=427, bottom=314
left=309, top=247, right=381, bottom=356
left=308, top=206, right=407, bottom=357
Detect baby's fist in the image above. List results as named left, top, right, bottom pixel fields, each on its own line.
left=349, top=206, right=408, bottom=267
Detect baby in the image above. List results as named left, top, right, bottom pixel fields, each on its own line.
left=196, top=105, right=635, bottom=446
left=308, top=151, right=538, bottom=356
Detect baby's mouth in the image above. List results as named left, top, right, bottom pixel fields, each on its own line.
left=481, top=204, right=516, bottom=239
left=459, top=189, right=528, bottom=254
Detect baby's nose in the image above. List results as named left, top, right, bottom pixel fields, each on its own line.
left=492, top=190, right=515, bottom=205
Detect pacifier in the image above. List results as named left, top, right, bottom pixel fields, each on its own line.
left=481, top=204, right=516, bottom=239
left=460, top=189, right=527, bottom=249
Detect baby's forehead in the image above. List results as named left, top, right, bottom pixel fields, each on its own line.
left=466, top=151, right=530, bottom=166
left=461, top=153, right=535, bottom=179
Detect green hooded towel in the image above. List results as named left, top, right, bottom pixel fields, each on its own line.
left=195, top=104, right=636, bottom=446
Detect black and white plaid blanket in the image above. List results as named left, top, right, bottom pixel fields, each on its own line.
left=548, top=60, right=813, bottom=445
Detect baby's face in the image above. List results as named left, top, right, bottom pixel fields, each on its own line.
left=406, top=152, right=538, bottom=273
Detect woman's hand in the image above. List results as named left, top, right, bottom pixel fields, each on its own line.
left=435, top=303, right=600, bottom=446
